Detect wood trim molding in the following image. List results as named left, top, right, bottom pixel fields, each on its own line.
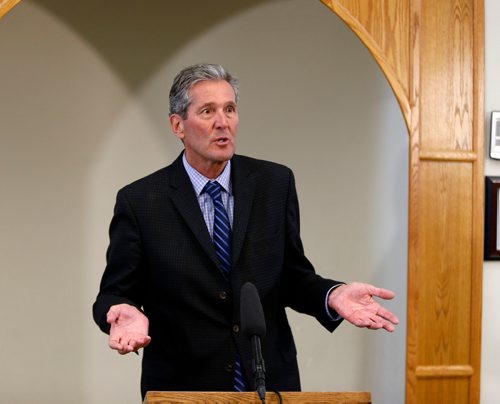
left=321, top=1, right=483, bottom=403
left=0, top=0, right=20, bottom=19
left=469, top=1, right=485, bottom=402
left=406, top=1, right=422, bottom=400
left=415, top=365, right=474, bottom=379
left=419, top=150, right=478, bottom=162
left=320, top=0, right=411, bottom=130
left=144, top=391, right=372, bottom=404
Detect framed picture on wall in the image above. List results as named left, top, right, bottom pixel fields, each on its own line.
left=485, top=176, right=500, bottom=260
left=489, top=111, right=500, bottom=159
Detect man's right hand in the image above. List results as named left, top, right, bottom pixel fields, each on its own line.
left=107, top=304, right=151, bottom=355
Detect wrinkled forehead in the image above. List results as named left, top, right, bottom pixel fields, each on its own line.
left=188, top=80, right=237, bottom=106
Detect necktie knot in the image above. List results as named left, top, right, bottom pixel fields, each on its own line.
left=204, top=181, right=223, bottom=201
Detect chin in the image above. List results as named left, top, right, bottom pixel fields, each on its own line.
left=215, top=149, right=235, bottom=162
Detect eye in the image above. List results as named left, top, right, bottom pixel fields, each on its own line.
left=226, top=105, right=236, bottom=113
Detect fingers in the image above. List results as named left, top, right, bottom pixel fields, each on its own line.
left=118, top=339, right=138, bottom=355
left=109, top=337, right=126, bottom=353
left=367, top=285, right=399, bottom=332
left=373, top=318, right=396, bottom=332
left=368, top=285, right=396, bottom=300
left=377, top=306, right=400, bottom=326
left=348, top=306, right=399, bottom=332
left=360, top=315, right=395, bottom=332
left=109, top=335, right=151, bottom=355
left=370, top=309, right=399, bottom=332
left=360, top=305, right=399, bottom=332
left=139, top=335, right=152, bottom=348
left=333, top=282, right=399, bottom=333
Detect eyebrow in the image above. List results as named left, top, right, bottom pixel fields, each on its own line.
left=197, top=101, right=237, bottom=110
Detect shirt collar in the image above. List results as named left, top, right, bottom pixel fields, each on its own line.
left=182, top=152, right=232, bottom=196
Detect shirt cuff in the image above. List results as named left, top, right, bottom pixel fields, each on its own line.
left=325, top=284, right=345, bottom=321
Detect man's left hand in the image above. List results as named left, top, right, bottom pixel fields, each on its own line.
left=328, top=282, right=399, bottom=332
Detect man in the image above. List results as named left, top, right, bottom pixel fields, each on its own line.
left=93, top=63, right=399, bottom=398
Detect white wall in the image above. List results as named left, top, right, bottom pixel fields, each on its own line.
left=481, top=1, right=500, bottom=403
left=0, top=1, right=407, bottom=403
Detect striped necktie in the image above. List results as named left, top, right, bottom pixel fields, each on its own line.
left=204, top=181, right=232, bottom=277
left=204, top=181, right=247, bottom=392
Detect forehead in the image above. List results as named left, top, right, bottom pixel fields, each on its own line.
left=188, top=80, right=236, bottom=105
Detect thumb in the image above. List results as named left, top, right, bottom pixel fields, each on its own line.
left=106, top=306, right=121, bottom=324
left=371, top=286, right=396, bottom=300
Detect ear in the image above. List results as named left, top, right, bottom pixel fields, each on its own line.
left=169, top=114, right=185, bottom=141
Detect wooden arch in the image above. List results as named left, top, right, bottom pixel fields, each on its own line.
left=320, top=4, right=484, bottom=404
left=0, top=0, right=484, bottom=403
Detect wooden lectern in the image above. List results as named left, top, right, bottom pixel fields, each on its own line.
left=143, top=391, right=371, bottom=403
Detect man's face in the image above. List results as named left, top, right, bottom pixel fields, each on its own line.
left=170, top=79, right=238, bottom=178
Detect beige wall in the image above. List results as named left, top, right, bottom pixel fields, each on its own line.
left=482, top=1, right=500, bottom=403
left=0, top=1, right=408, bottom=403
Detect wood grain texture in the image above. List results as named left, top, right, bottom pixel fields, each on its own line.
left=419, top=150, right=477, bottom=162
left=0, top=0, right=21, bottom=19
left=322, top=2, right=483, bottom=404
left=469, top=2, right=484, bottom=403
left=330, top=0, right=410, bottom=95
left=420, top=0, right=474, bottom=151
left=405, top=1, right=422, bottom=401
left=417, top=379, right=470, bottom=404
left=320, top=0, right=411, bottom=128
left=418, top=162, right=473, bottom=364
left=416, top=365, right=474, bottom=378
left=144, top=391, right=372, bottom=404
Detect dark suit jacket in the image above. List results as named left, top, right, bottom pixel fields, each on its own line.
left=93, top=153, right=343, bottom=397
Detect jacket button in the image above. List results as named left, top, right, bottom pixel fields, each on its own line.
left=225, top=363, right=233, bottom=373
left=232, top=324, right=240, bottom=333
left=218, top=291, right=227, bottom=300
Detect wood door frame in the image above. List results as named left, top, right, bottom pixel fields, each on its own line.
left=320, top=1, right=484, bottom=403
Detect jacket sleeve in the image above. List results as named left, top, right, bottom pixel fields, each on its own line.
left=92, top=189, right=146, bottom=334
left=281, top=169, right=344, bottom=332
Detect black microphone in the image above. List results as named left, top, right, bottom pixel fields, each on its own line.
left=240, top=282, right=266, bottom=403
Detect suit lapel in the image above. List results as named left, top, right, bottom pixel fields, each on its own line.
left=231, top=156, right=256, bottom=267
left=167, top=154, right=221, bottom=269
left=166, top=153, right=256, bottom=273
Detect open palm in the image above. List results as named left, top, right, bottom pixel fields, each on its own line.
left=107, top=304, right=151, bottom=354
left=329, top=282, right=399, bottom=332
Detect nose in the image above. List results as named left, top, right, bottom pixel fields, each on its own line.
left=214, top=110, right=229, bottom=129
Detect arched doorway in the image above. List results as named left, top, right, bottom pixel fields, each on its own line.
left=0, top=1, right=484, bottom=403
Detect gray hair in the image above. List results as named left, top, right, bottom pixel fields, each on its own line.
left=169, top=63, right=239, bottom=119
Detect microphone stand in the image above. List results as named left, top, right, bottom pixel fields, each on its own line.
left=251, top=335, right=266, bottom=403
left=240, top=282, right=267, bottom=403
